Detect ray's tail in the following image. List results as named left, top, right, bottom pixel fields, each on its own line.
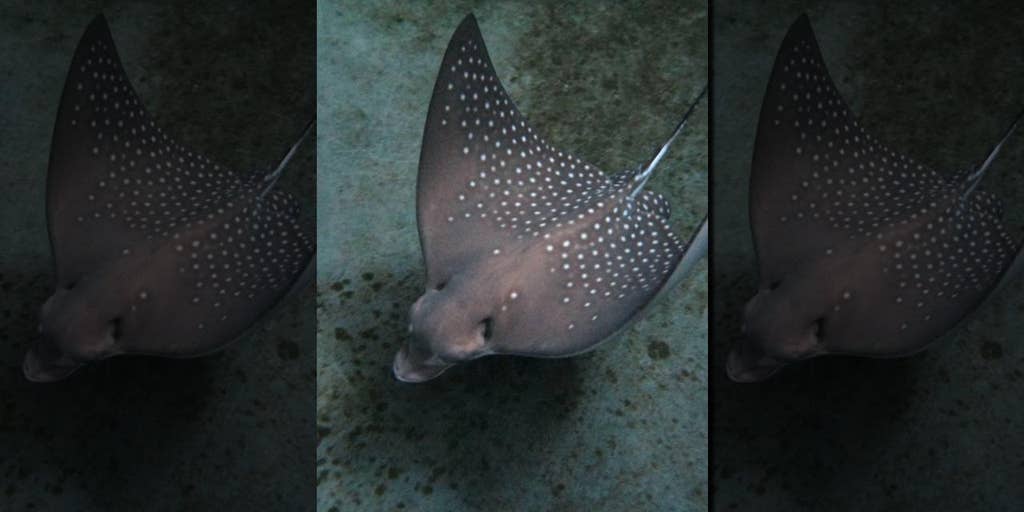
left=963, top=109, right=1024, bottom=198
left=630, top=83, right=708, bottom=199
left=260, top=118, right=315, bottom=199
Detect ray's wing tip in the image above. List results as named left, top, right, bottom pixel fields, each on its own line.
left=792, top=13, right=812, bottom=28
left=84, top=13, right=112, bottom=39
left=786, top=13, right=815, bottom=41
left=76, top=14, right=117, bottom=57
left=459, top=12, right=479, bottom=27
left=453, top=12, right=482, bottom=40
left=440, top=14, right=483, bottom=64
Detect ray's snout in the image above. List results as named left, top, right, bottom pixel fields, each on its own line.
left=392, top=341, right=453, bottom=383
left=393, top=289, right=490, bottom=383
left=726, top=339, right=784, bottom=383
left=729, top=285, right=821, bottom=382
left=24, top=291, right=82, bottom=382
left=25, top=289, right=116, bottom=382
left=23, top=339, right=82, bottom=383
left=392, top=291, right=453, bottom=383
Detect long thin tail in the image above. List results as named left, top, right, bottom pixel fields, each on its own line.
left=260, top=118, right=315, bottom=199
left=629, top=83, right=708, bottom=200
left=964, top=109, right=1024, bottom=198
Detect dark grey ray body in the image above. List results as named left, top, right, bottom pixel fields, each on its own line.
left=731, top=14, right=1023, bottom=382
left=394, top=14, right=706, bottom=382
left=23, top=15, right=314, bottom=382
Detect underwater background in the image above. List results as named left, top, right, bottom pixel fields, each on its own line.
left=316, top=0, right=708, bottom=510
left=0, top=1, right=315, bottom=510
left=713, top=1, right=1024, bottom=510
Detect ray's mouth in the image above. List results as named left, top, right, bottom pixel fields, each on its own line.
left=391, top=344, right=454, bottom=383
left=22, top=345, right=83, bottom=383
left=726, top=340, right=786, bottom=383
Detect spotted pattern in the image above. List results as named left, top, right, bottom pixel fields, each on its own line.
left=425, top=18, right=686, bottom=334
left=758, top=17, right=1017, bottom=334
left=52, top=18, right=312, bottom=333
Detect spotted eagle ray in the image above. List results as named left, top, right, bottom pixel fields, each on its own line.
left=730, top=14, right=1023, bottom=382
left=393, top=14, right=708, bottom=383
left=22, top=15, right=314, bottom=382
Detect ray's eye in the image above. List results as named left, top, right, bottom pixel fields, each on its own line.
left=435, top=281, right=446, bottom=291
left=65, top=281, right=77, bottom=291
left=110, top=317, right=123, bottom=340
left=769, top=280, right=781, bottom=291
left=481, top=317, right=494, bottom=340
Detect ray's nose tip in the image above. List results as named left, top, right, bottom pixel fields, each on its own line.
left=391, top=344, right=451, bottom=383
left=22, top=347, right=80, bottom=383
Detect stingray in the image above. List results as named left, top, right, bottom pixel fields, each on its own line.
left=730, top=14, right=1024, bottom=382
left=22, top=15, right=314, bottom=382
left=392, top=14, right=708, bottom=383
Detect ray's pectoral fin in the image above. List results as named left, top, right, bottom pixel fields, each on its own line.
left=414, top=14, right=615, bottom=286
left=47, top=14, right=158, bottom=286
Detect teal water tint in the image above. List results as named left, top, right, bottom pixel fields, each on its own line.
left=0, top=2, right=314, bottom=510
left=713, top=1, right=1024, bottom=510
left=317, top=1, right=707, bottom=510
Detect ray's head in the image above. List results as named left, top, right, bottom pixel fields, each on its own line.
left=730, top=276, right=830, bottom=382
left=25, top=278, right=128, bottom=382
left=394, top=276, right=499, bottom=383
